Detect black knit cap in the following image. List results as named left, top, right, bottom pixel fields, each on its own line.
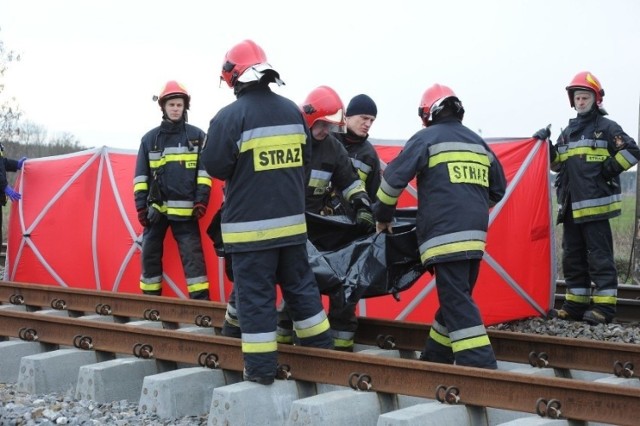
left=346, top=94, right=377, bottom=117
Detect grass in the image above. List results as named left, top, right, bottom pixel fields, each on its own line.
left=553, top=195, right=637, bottom=283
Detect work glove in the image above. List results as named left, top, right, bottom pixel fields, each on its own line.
left=193, top=203, right=207, bottom=220
left=4, top=186, right=21, bottom=202
left=137, top=208, right=150, bottom=227
left=532, top=124, right=552, bottom=141
left=17, top=157, right=27, bottom=170
left=356, top=207, right=375, bottom=234
left=147, top=206, right=163, bottom=225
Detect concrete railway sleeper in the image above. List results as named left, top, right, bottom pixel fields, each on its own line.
left=0, top=309, right=640, bottom=425
left=0, top=305, right=640, bottom=424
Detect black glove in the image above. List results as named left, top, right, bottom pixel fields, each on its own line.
left=532, top=124, right=552, bottom=141
left=137, top=208, right=150, bottom=227
left=147, top=207, right=163, bottom=225
left=193, top=203, right=207, bottom=220
left=356, top=208, right=375, bottom=233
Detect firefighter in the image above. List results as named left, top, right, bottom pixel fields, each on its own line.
left=533, top=71, right=640, bottom=324
left=0, top=145, right=26, bottom=243
left=374, top=84, right=507, bottom=369
left=334, top=94, right=381, bottom=206
left=276, top=85, right=374, bottom=346
left=134, top=80, right=211, bottom=300
left=327, top=93, right=380, bottom=351
left=201, top=40, right=333, bottom=385
left=301, top=85, right=373, bottom=223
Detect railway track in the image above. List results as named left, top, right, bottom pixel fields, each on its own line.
left=1, top=280, right=639, bottom=425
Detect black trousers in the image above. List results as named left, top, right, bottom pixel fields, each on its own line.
left=140, top=217, right=209, bottom=300
left=561, top=214, right=617, bottom=319
left=232, top=244, right=332, bottom=379
left=421, top=259, right=497, bottom=369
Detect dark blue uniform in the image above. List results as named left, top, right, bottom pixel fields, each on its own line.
left=134, top=119, right=211, bottom=299
left=551, top=108, right=639, bottom=321
left=0, top=146, right=20, bottom=243
left=374, top=116, right=506, bottom=369
left=201, top=82, right=332, bottom=381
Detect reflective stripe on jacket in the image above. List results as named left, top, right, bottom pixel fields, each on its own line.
left=134, top=119, right=211, bottom=220
left=550, top=110, right=639, bottom=224
left=373, top=117, right=506, bottom=266
left=201, top=83, right=310, bottom=252
left=305, top=134, right=366, bottom=214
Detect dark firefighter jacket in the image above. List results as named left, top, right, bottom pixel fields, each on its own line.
left=373, top=117, right=507, bottom=266
left=0, top=144, right=19, bottom=206
left=335, top=130, right=381, bottom=202
left=201, top=83, right=311, bottom=253
left=550, top=108, right=640, bottom=224
left=133, top=119, right=211, bottom=220
left=306, top=134, right=367, bottom=214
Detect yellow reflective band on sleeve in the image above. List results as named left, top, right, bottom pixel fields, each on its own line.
left=134, top=182, right=149, bottom=192
left=429, top=327, right=452, bottom=347
left=222, top=223, right=307, bottom=244
left=294, top=317, right=330, bottom=339
left=344, top=185, right=366, bottom=202
left=357, top=170, right=368, bottom=181
left=420, top=241, right=486, bottom=263
left=241, top=341, right=278, bottom=354
left=197, top=176, right=212, bottom=186
left=615, top=151, right=633, bottom=170
left=447, top=162, right=489, bottom=187
left=376, top=189, right=398, bottom=206
left=451, top=335, right=492, bottom=353
left=572, top=201, right=622, bottom=219
left=253, top=142, right=303, bottom=171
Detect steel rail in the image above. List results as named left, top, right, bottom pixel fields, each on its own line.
left=0, top=309, right=638, bottom=425
left=356, top=317, right=640, bottom=376
left=0, top=280, right=223, bottom=326
left=1, top=281, right=639, bottom=377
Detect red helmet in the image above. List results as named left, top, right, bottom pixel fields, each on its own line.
left=300, top=86, right=346, bottom=133
left=566, top=71, right=605, bottom=109
left=418, top=84, right=462, bottom=126
left=155, top=80, right=190, bottom=109
left=220, top=39, right=282, bottom=88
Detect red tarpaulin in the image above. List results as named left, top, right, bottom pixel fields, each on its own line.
left=6, top=138, right=554, bottom=325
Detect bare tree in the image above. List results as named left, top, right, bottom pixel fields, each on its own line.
left=0, top=29, right=22, bottom=143
left=17, top=120, right=48, bottom=145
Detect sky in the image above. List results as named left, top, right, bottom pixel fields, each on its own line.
left=1, top=0, right=639, bottom=151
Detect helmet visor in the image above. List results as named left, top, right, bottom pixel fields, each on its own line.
left=314, top=120, right=346, bottom=134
